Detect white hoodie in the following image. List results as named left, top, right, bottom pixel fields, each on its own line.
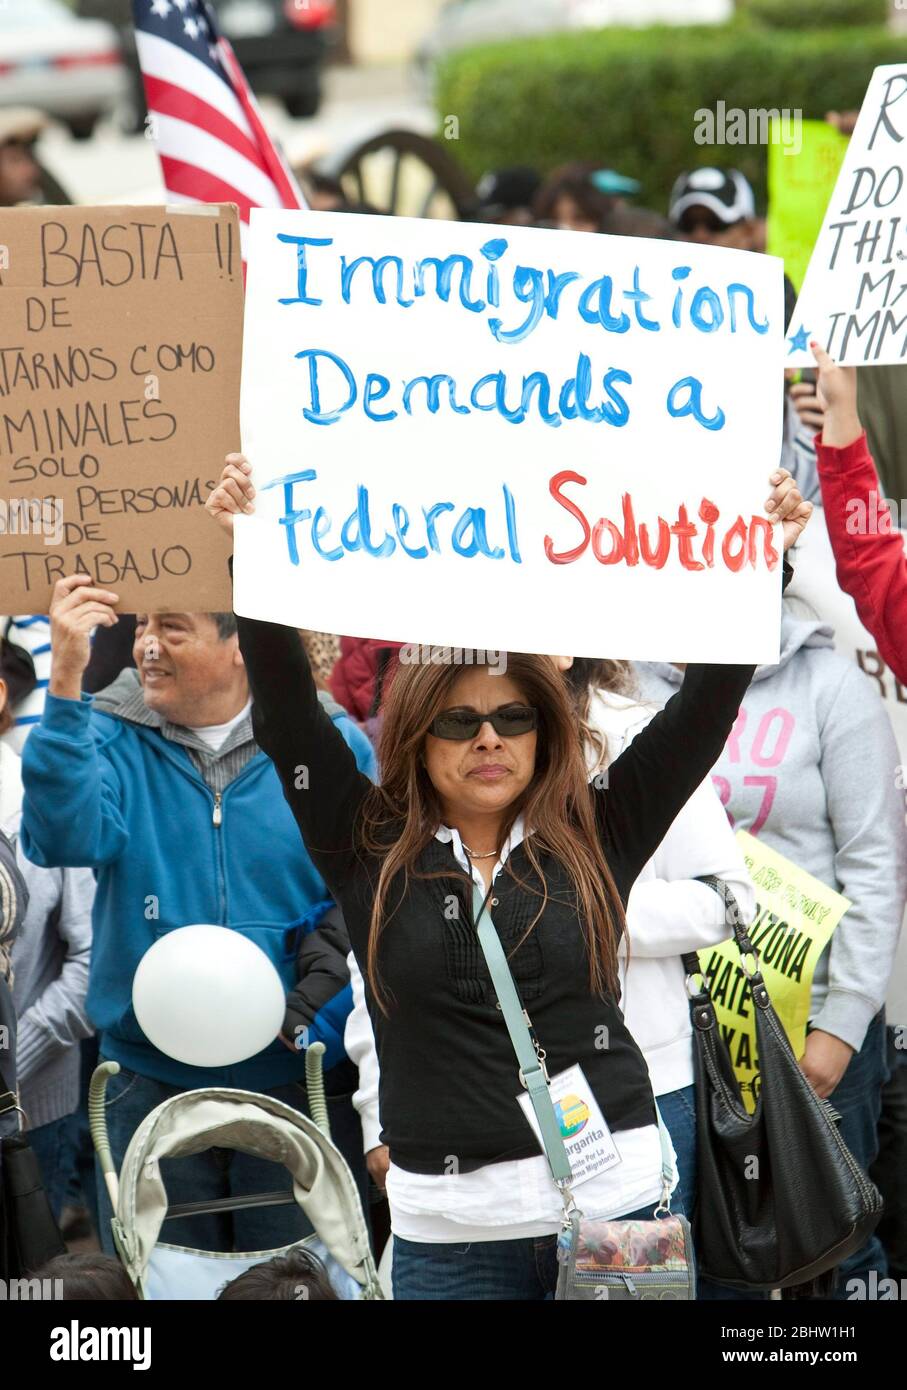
left=344, top=689, right=757, bottom=1151
left=0, top=742, right=24, bottom=831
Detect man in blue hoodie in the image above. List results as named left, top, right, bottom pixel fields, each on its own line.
left=20, top=574, right=377, bottom=1254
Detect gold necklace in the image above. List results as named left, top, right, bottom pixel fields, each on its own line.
left=462, top=842, right=498, bottom=860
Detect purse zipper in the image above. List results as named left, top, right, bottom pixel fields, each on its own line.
left=572, top=1270, right=688, bottom=1294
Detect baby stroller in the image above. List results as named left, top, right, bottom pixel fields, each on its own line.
left=89, top=1044, right=384, bottom=1300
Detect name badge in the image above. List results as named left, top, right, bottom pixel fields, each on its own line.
left=517, top=1063, right=621, bottom=1188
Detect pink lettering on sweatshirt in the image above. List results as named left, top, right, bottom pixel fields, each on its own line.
left=712, top=703, right=796, bottom=834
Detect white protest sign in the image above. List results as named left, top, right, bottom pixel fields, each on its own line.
left=235, top=210, right=784, bottom=662
left=787, top=64, right=907, bottom=367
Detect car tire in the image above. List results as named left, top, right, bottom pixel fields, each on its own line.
left=68, top=114, right=99, bottom=141
left=285, top=85, right=321, bottom=120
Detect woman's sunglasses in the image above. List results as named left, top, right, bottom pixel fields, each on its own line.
left=429, top=704, right=539, bottom=741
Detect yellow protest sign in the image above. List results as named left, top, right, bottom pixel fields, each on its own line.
left=767, top=119, right=848, bottom=293
left=697, top=831, right=849, bottom=1112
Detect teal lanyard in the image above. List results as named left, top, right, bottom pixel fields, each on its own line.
left=472, top=883, right=572, bottom=1185
left=471, top=881, right=676, bottom=1207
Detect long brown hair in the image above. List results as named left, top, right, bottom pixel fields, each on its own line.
left=358, top=653, right=626, bottom=1011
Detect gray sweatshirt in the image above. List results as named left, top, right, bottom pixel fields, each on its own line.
left=1, top=743, right=95, bottom=1131
left=635, top=607, right=907, bottom=1054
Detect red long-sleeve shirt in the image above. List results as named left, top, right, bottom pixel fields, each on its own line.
left=816, top=430, right=907, bottom=686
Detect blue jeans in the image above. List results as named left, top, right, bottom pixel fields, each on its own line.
left=96, top=1058, right=367, bottom=1255
left=65, top=1035, right=100, bottom=1230
left=392, top=1198, right=681, bottom=1301
left=26, top=1115, right=72, bottom=1224
left=655, top=1084, right=755, bottom=1301
left=656, top=1085, right=697, bottom=1218
left=870, top=1026, right=907, bottom=1278
left=826, top=1011, right=888, bottom=1298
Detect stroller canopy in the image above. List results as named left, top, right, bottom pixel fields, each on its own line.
left=114, top=1088, right=378, bottom=1295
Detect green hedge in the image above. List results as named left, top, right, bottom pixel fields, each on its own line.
left=436, top=24, right=905, bottom=211
left=746, top=0, right=888, bottom=29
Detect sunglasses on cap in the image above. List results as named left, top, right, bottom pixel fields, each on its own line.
left=429, top=704, right=539, bottom=741
left=677, top=209, right=734, bottom=236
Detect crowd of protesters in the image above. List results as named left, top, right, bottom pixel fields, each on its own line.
left=1, top=102, right=906, bottom=1302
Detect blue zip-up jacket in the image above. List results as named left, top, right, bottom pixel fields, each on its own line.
left=20, top=677, right=376, bottom=1090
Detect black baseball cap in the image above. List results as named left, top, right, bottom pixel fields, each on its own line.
left=475, top=166, right=541, bottom=215
left=669, top=168, right=756, bottom=227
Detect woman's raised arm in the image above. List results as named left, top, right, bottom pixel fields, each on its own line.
left=599, top=465, right=810, bottom=896
left=207, top=456, right=372, bottom=888
left=601, top=654, right=761, bottom=900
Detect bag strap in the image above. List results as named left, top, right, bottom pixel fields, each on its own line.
left=0, top=1060, right=21, bottom=1128
left=471, top=883, right=675, bottom=1213
left=681, top=874, right=760, bottom=979
left=471, top=883, right=571, bottom=1186
left=0, top=975, right=20, bottom=1126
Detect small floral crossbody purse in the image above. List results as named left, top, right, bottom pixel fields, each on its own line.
left=472, top=883, right=695, bottom=1300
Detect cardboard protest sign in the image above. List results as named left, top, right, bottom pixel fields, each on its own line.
left=698, top=831, right=849, bottom=1113
left=235, top=210, right=784, bottom=662
left=767, top=119, right=848, bottom=292
left=787, top=65, right=907, bottom=366
left=0, top=205, right=242, bottom=613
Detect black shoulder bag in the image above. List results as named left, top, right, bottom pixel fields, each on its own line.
left=682, top=876, right=883, bottom=1291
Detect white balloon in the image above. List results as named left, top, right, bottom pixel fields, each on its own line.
left=132, top=925, right=287, bottom=1068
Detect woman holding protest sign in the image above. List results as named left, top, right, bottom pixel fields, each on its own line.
left=206, top=454, right=809, bottom=1301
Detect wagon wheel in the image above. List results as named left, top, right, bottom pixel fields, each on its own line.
left=322, top=128, right=479, bottom=221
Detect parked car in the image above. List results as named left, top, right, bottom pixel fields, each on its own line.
left=77, top=0, right=336, bottom=125
left=0, top=0, right=128, bottom=140
left=214, top=0, right=337, bottom=118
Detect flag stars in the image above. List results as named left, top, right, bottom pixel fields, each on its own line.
left=149, top=0, right=172, bottom=17
left=184, top=16, right=200, bottom=39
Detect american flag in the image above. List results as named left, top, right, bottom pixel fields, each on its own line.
left=132, top=0, right=307, bottom=261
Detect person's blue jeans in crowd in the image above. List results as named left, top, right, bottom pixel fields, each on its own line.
left=827, top=1011, right=889, bottom=1299
left=656, top=1083, right=752, bottom=1301
left=655, top=1085, right=697, bottom=1218
left=870, top=1025, right=907, bottom=1282
left=64, top=1035, right=101, bottom=1232
left=392, top=1195, right=685, bottom=1301
left=95, top=1057, right=368, bottom=1255
left=26, top=1115, right=72, bottom=1224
